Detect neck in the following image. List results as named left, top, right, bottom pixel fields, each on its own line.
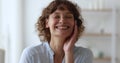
left=49, top=36, right=67, bottom=63
left=50, top=36, right=65, bottom=55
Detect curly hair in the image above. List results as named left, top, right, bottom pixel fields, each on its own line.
left=35, top=0, right=85, bottom=42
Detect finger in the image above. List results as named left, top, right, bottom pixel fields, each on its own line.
left=69, top=21, right=78, bottom=45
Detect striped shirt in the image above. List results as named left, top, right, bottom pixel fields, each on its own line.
left=19, top=42, right=93, bottom=63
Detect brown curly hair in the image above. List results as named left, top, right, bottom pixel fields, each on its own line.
left=36, top=0, right=85, bottom=42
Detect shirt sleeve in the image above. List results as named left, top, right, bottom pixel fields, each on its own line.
left=19, top=48, right=33, bottom=63
left=82, top=49, right=93, bottom=63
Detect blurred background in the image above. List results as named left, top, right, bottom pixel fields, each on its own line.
left=0, top=0, right=120, bottom=63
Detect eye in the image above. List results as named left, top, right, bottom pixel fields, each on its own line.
left=65, top=15, right=74, bottom=19
left=54, top=15, right=60, bottom=19
left=52, top=14, right=60, bottom=19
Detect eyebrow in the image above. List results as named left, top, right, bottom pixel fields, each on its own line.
left=53, top=11, right=72, bottom=15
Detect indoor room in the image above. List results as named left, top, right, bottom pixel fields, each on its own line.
left=0, top=0, right=120, bottom=63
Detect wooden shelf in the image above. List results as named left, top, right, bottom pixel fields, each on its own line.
left=82, top=33, right=112, bottom=37
left=93, top=57, right=111, bottom=63
left=82, top=8, right=112, bottom=12
left=80, top=4, right=117, bottom=63
left=94, top=57, right=111, bottom=61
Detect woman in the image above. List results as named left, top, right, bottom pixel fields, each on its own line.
left=19, top=0, right=93, bottom=63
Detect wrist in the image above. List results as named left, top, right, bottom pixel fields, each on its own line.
left=64, top=49, right=73, bottom=56
left=64, top=50, right=74, bottom=63
left=64, top=46, right=74, bottom=53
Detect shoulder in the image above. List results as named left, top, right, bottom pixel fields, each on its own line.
left=73, top=46, right=93, bottom=63
left=21, top=42, right=48, bottom=57
left=74, top=46, right=93, bottom=55
left=19, top=42, right=49, bottom=63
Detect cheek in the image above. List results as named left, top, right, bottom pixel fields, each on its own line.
left=48, top=20, right=56, bottom=29
left=71, top=21, right=75, bottom=30
left=71, top=21, right=75, bottom=27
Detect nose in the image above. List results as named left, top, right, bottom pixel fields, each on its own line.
left=59, top=16, right=65, bottom=24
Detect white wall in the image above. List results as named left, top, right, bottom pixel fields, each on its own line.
left=1, top=0, right=23, bottom=63
left=116, top=7, right=120, bottom=63
left=23, top=0, right=52, bottom=47
left=0, top=0, right=2, bottom=48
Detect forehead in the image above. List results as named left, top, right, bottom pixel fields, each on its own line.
left=52, top=9, right=72, bottom=15
left=57, top=4, right=68, bottom=10
left=52, top=4, right=72, bottom=15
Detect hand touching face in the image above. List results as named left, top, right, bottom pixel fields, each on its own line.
left=63, top=21, right=78, bottom=52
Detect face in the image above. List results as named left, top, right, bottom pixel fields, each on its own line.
left=46, top=9, right=75, bottom=39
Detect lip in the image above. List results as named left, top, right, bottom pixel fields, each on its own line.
left=55, top=25, right=70, bottom=30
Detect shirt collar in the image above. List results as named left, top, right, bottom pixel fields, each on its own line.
left=45, top=42, right=54, bottom=56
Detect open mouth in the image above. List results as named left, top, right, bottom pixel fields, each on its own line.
left=55, top=25, right=70, bottom=30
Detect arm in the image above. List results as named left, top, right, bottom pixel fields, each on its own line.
left=19, top=49, right=32, bottom=63
left=83, top=49, right=93, bottom=63
left=64, top=51, right=74, bottom=63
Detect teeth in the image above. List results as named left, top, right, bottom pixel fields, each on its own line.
left=58, top=26, right=67, bottom=29
left=56, top=26, right=69, bottom=30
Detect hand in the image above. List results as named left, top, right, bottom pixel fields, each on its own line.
left=63, top=22, right=78, bottom=52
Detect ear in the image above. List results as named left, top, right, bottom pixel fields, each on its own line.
left=45, top=19, right=49, bottom=28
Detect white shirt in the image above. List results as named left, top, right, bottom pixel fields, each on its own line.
left=19, top=42, right=93, bottom=63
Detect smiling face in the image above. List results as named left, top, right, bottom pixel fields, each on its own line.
left=46, top=9, right=75, bottom=39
